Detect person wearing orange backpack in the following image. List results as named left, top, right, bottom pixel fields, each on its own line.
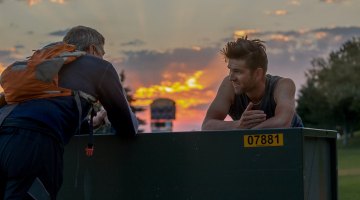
left=0, top=25, right=138, bottom=199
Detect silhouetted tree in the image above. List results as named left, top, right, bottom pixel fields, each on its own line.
left=297, top=37, right=360, bottom=144
left=119, top=70, right=146, bottom=132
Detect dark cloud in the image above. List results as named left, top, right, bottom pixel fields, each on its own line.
left=0, top=50, right=12, bottom=57
left=257, top=26, right=360, bottom=88
left=0, top=50, right=17, bottom=66
left=121, top=39, right=146, bottom=47
left=116, top=47, right=218, bottom=86
left=256, top=30, right=302, bottom=38
left=14, top=44, right=25, bottom=49
left=109, top=26, right=360, bottom=94
left=49, top=29, right=69, bottom=37
left=312, top=26, right=360, bottom=36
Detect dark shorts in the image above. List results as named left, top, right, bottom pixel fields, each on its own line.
left=0, top=127, right=64, bottom=200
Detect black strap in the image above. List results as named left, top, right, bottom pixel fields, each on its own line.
left=88, top=107, right=96, bottom=147
left=73, top=91, right=96, bottom=156
left=73, top=91, right=83, bottom=135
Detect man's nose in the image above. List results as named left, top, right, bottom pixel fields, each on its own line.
left=229, top=72, right=235, bottom=81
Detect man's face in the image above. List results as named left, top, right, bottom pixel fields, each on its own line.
left=227, top=59, right=256, bottom=94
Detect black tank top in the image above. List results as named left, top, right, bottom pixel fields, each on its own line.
left=228, top=74, right=303, bottom=127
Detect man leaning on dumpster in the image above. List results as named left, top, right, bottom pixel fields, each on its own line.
left=0, top=25, right=138, bottom=199
left=201, top=36, right=303, bottom=130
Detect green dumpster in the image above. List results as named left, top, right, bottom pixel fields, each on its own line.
left=58, top=128, right=337, bottom=200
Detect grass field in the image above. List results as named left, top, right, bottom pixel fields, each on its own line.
left=338, top=131, right=360, bottom=200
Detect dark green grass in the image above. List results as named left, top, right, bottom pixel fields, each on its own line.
left=338, top=131, right=360, bottom=200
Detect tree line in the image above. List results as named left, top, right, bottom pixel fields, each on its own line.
left=297, top=37, right=360, bottom=143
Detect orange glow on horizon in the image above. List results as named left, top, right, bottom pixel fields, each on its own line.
left=0, top=63, right=4, bottom=72
left=274, top=10, right=288, bottom=16
left=0, top=63, right=4, bottom=92
left=132, top=70, right=218, bottom=110
left=27, top=0, right=66, bottom=6
left=132, top=54, right=226, bottom=132
left=234, top=29, right=259, bottom=38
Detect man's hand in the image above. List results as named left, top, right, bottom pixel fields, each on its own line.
left=92, top=109, right=107, bottom=128
left=237, top=102, right=266, bottom=129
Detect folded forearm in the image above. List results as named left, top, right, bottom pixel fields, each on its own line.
left=201, top=119, right=239, bottom=131
left=252, top=116, right=291, bottom=129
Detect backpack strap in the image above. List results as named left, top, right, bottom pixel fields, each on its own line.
left=73, top=90, right=97, bottom=157
left=86, top=107, right=96, bottom=157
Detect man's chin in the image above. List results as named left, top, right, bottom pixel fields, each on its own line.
left=233, top=87, right=242, bottom=94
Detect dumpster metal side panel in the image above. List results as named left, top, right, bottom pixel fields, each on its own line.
left=58, top=128, right=336, bottom=200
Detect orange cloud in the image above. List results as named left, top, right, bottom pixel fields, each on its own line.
left=131, top=70, right=219, bottom=132
left=270, top=34, right=291, bottom=42
left=133, top=54, right=226, bottom=132
left=192, top=46, right=201, bottom=51
left=315, top=32, right=328, bottom=39
left=0, top=63, right=4, bottom=92
left=298, top=28, right=310, bottom=34
left=266, top=10, right=288, bottom=16
left=133, top=71, right=208, bottom=109
left=50, top=0, right=66, bottom=4
left=0, top=63, right=4, bottom=73
left=27, top=0, right=41, bottom=6
left=234, top=29, right=259, bottom=39
left=27, top=0, right=66, bottom=6
left=321, top=0, right=347, bottom=3
left=288, top=0, right=301, bottom=5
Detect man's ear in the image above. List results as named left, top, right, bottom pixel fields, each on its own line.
left=255, top=67, right=264, bottom=80
left=86, top=45, right=95, bottom=55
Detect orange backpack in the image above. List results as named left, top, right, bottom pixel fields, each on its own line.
left=0, top=42, right=97, bottom=156
left=0, top=42, right=86, bottom=103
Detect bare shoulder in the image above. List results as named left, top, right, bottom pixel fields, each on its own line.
left=274, top=77, right=296, bottom=101
left=217, top=76, right=235, bottom=102
left=276, top=77, right=295, bottom=90
left=205, top=76, right=235, bottom=118
left=219, top=75, right=232, bottom=87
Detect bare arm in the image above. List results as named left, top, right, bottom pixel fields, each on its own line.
left=252, top=78, right=296, bottom=129
left=201, top=77, right=237, bottom=130
left=201, top=77, right=266, bottom=130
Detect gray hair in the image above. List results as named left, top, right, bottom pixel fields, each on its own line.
left=63, top=26, right=105, bottom=51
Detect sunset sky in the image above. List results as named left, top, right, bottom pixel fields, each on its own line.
left=1, top=0, right=360, bottom=132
